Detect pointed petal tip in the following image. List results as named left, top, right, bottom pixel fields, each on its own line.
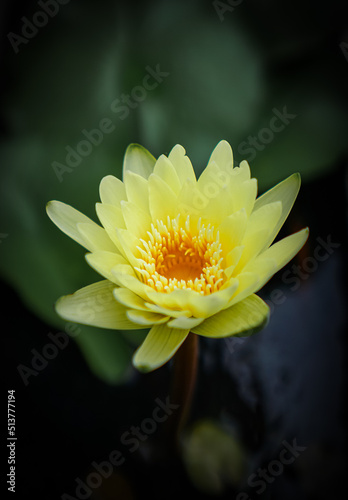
left=292, top=171, right=301, bottom=185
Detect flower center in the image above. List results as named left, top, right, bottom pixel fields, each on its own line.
left=135, top=216, right=225, bottom=294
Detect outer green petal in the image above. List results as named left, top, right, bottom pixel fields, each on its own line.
left=253, top=173, right=301, bottom=251
left=192, top=294, right=269, bottom=338
left=123, top=143, right=156, bottom=180
left=56, top=280, right=140, bottom=330
left=133, top=323, right=189, bottom=372
left=46, top=200, right=99, bottom=250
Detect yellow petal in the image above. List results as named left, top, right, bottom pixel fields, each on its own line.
left=123, top=143, right=156, bottom=180
left=56, top=280, right=140, bottom=330
left=95, top=202, right=126, bottom=248
left=233, top=228, right=270, bottom=274
left=132, top=323, right=189, bottom=372
left=114, top=228, right=139, bottom=266
left=144, top=302, right=192, bottom=318
left=224, top=246, right=244, bottom=276
left=111, top=265, right=152, bottom=300
left=146, top=280, right=239, bottom=319
left=245, top=201, right=282, bottom=240
left=195, top=176, right=257, bottom=226
left=196, top=167, right=234, bottom=224
left=77, top=222, right=117, bottom=253
left=192, top=294, right=269, bottom=338
left=253, top=173, right=301, bottom=251
left=227, top=272, right=260, bottom=306
left=231, top=178, right=257, bottom=216
left=176, top=178, right=206, bottom=223
left=126, top=309, right=169, bottom=325
left=242, top=258, right=277, bottom=287
left=121, top=200, right=152, bottom=237
left=113, top=287, right=148, bottom=310
left=168, top=144, right=196, bottom=185
left=85, top=251, right=129, bottom=282
left=251, top=227, right=309, bottom=290
left=188, top=281, right=239, bottom=317
left=123, top=171, right=149, bottom=213
left=167, top=316, right=204, bottom=329
left=153, top=154, right=181, bottom=194
left=218, top=209, right=248, bottom=257
left=237, top=160, right=252, bottom=181
left=233, top=202, right=282, bottom=272
left=99, top=175, right=127, bottom=206
left=207, top=139, right=233, bottom=171
left=148, top=173, right=178, bottom=222
left=46, top=200, right=99, bottom=250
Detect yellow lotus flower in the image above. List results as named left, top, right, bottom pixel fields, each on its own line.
left=47, top=141, right=308, bottom=372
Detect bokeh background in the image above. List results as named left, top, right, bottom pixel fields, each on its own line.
left=1, top=0, right=348, bottom=498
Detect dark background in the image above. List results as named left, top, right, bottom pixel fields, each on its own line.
left=1, top=1, right=348, bottom=499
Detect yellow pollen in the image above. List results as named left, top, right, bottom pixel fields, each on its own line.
left=135, top=216, right=225, bottom=295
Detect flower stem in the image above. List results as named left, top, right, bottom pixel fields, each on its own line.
left=165, top=332, right=199, bottom=453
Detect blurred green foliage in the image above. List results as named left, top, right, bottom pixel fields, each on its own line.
left=1, top=0, right=347, bottom=383
left=182, top=419, right=247, bottom=494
